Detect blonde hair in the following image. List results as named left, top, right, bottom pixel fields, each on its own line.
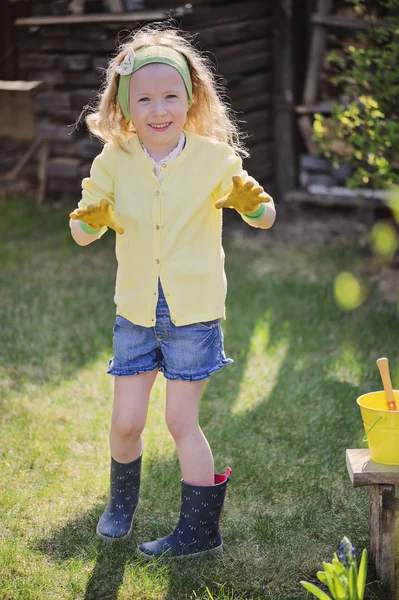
left=84, top=22, right=249, bottom=157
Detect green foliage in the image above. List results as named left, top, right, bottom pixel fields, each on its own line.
left=301, top=537, right=368, bottom=600
left=313, top=0, right=399, bottom=189
left=379, top=0, right=399, bottom=9
left=350, top=0, right=399, bottom=12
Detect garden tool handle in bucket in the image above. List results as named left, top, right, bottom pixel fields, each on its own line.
left=376, top=357, right=398, bottom=411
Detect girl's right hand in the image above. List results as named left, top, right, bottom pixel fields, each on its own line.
left=69, top=198, right=124, bottom=234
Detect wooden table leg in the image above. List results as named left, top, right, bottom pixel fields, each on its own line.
left=37, top=140, right=49, bottom=206
left=369, top=484, right=396, bottom=598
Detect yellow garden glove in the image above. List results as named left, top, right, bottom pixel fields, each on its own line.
left=69, top=198, right=124, bottom=234
left=215, top=175, right=272, bottom=215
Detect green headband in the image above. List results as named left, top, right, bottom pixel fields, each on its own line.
left=116, top=45, right=193, bottom=121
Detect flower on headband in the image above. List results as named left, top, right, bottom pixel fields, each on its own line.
left=116, top=49, right=135, bottom=76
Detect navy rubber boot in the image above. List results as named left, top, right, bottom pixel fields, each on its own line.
left=138, top=467, right=231, bottom=559
left=96, top=453, right=142, bottom=541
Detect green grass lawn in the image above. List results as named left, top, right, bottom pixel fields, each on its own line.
left=1, top=198, right=397, bottom=600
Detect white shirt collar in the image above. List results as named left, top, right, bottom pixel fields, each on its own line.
left=141, top=132, right=186, bottom=166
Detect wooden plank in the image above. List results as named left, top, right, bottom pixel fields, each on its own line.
left=244, top=146, right=274, bottom=185
left=14, top=7, right=190, bottom=26
left=369, top=485, right=396, bottom=597
left=227, top=73, right=273, bottom=101
left=369, top=486, right=382, bottom=592
left=183, top=1, right=269, bottom=29
left=103, top=0, right=125, bottom=12
left=297, top=115, right=318, bottom=155
left=0, top=138, right=42, bottom=181
left=0, top=86, right=40, bottom=141
left=190, top=0, right=270, bottom=6
left=213, top=38, right=271, bottom=63
left=244, top=171, right=272, bottom=190
left=233, top=93, right=272, bottom=114
left=312, top=13, right=390, bottom=31
left=241, top=109, right=273, bottom=144
left=19, top=35, right=118, bottom=54
left=346, top=449, right=399, bottom=488
left=295, top=100, right=333, bottom=114
left=197, top=18, right=272, bottom=47
left=244, top=152, right=273, bottom=182
left=303, top=0, right=333, bottom=105
left=273, top=0, right=296, bottom=202
left=246, top=141, right=274, bottom=156
left=0, top=0, right=18, bottom=79
left=0, top=80, right=43, bottom=92
left=285, top=189, right=383, bottom=209
left=217, top=52, right=272, bottom=77
left=69, top=0, right=85, bottom=15
left=37, top=140, right=49, bottom=206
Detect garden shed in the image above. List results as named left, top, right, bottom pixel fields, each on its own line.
left=1, top=0, right=397, bottom=216
left=1, top=0, right=281, bottom=205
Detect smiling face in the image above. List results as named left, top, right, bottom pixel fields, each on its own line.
left=129, top=63, right=189, bottom=159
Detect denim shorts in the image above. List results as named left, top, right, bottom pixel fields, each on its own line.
left=107, top=278, right=234, bottom=381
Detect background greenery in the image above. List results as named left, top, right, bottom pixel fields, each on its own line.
left=313, top=0, right=399, bottom=190
left=0, top=198, right=397, bottom=599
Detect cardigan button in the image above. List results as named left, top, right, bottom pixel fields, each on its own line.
left=155, top=259, right=160, bottom=264
left=162, top=163, right=167, bottom=168
left=155, top=191, right=160, bottom=196
left=155, top=225, right=160, bottom=230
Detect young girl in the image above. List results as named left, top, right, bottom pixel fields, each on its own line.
left=69, top=23, right=276, bottom=559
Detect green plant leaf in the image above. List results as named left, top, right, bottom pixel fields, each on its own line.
left=334, top=574, right=349, bottom=600
left=357, top=549, right=368, bottom=600
left=317, top=571, right=328, bottom=584
left=322, top=568, right=337, bottom=598
left=311, top=13, right=399, bottom=190
left=300, top=581, right=333, bottom=600
left=332, top=557, right=346, bottom=575
left=348, top=563, right=358, bottom=600
left=323, top=562, right=335, bottom=576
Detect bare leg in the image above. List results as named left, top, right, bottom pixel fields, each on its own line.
left=165, top=378, right=214, bottom=486
left=110, top=369, right=158, bottom=463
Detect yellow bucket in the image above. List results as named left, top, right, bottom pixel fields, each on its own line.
left=357, top=390, right=399, bottom=465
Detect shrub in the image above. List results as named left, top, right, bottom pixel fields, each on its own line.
left=313, top=0, right=399, bottom=190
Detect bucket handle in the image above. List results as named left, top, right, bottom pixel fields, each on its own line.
left=362, top=416, right=383, bottom=443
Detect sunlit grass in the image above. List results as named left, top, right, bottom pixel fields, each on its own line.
left=231, top=315, right=289, bottom=416
left=328, top=343, right=363, bottom=387
left=1, top=197, right=396, bottom=600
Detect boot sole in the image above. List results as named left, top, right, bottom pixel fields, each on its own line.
left=96, top=506, right=137, bottom=543
left=137, top=543, right=223, bottom=560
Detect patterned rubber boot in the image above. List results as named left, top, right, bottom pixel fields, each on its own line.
left=138, top=467, right=231, bottom=559
left=96, top=453, right=142, bottom=541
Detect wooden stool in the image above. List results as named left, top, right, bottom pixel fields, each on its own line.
left=346, top=449, right=399, bottom=599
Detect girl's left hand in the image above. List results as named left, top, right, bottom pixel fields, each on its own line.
left=215, top=175, right=272, bottom=214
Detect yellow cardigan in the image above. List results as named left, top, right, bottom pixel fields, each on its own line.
left=78, top=130, right=249, bottom=327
